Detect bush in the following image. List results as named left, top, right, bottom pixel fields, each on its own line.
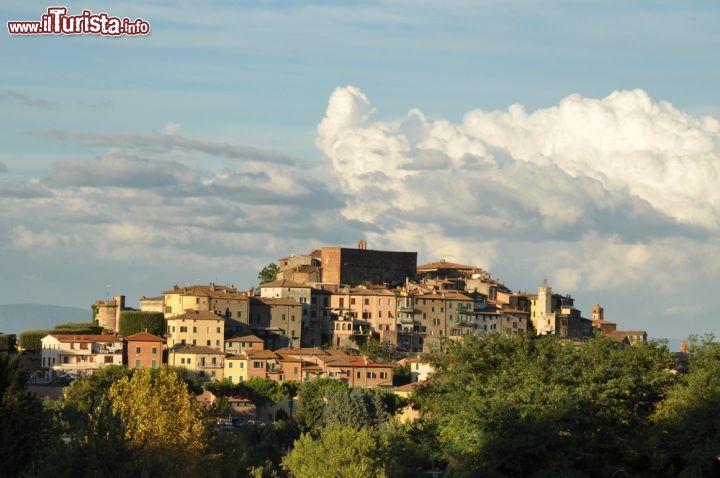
left=0, top=333, right=17, bottom=353
left=54, top=322, right=97, bottom=330
left=118, top=311, right=164, bottom=337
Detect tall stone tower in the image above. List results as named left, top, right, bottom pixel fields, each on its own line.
left=532, top=279, right=554, bottom=335
left=591, top=304, right=604, bottom=322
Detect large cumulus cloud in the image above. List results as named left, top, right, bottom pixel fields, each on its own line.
left=316, top=86, right=720, bottom=293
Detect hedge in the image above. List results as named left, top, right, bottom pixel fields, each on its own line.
left=118, top=311, right=165, bottom=337
left=54, top=322, right=97, bottom=330
left=0, top=333, right=16, bottom=353
left=19, top=326, right=103, bottom=351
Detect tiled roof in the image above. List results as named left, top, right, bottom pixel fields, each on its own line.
left=123, top=332, right=164, bottom=342
left=168, top=310, right=224, bottom=321
left=417, top=260, right=479, bottom=271
left=246, top=349, right=279, bottom=359
left=169, top=344, right=223, bottom=355
left=226, top=334, right=264, bottom=343
left=394, top=380, right=426, bottom=392
left=163, top=284, right=248, bottom=300
left=260, top=279, right=312, bottom=289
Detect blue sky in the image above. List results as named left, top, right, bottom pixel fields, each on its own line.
left=1, top=1, right=719, bottom=342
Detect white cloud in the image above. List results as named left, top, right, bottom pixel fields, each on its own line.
left=316, top=86, right=720, bottom=293
left=11, top=225, right=82, bottom=251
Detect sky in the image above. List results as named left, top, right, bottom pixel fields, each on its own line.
left=1, top=0, right=719, bottom=342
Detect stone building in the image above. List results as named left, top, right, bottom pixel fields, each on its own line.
left=123, top=331, right=164, bottom=369
left=319, top=241, right=417, bottom=286
left=165, top=310, right=225, bottom=351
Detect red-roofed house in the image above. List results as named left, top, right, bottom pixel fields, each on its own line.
left=123, top=332, right=165, bottom=369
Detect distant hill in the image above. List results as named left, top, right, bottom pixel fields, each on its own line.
left=0, top=304, right=90, bottom=335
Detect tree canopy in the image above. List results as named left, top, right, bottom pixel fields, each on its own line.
left=258, top=263, right=280, bottom=284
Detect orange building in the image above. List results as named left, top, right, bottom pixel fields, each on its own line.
left=123, top=332, right=165, bottom=369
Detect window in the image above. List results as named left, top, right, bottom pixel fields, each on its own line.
left=237, top=310, right=242, bottom=318
left=180, top=326, right=187, bottom=333
left=291, top=315, right=295, bottom=321
left=253, top=361, right=263, bottom=369
left=211, top=371, right=216, bottom=378
left=192, top=326, right=197, bottom=333
left=151, top=360, right=157, bottom=368
left=104, top=356, right=113, bottom=364
left=211, top=357, right=217, bottom=365
left=151, top=346, right=157, bottom=354
left=192, top=339, right=197, bottom=345
left=135, top=359, right=141, bottom=368
left=135, top=346, right=141, bottom=355
left=181, top=358, right=185, bottom=364
left=380, top=372, right=386, bottom=379
left=364, top=298, right=369, bottom=305
left=216, top=340, right=220, bottom=346
left=187, top=358, right=192, bottom=365
left=229, top=362, right=233, bottom=368
left=282, top=314, right=286, bottom=321
left=206, top=340, right=211, bottom=346
left=378, top=311, right=382, bottom=318
left=165, top=306, right=172, bottom=313
left=357, top=371, right=361, bottom=378
left=216, top=327, right=221, bottom=333
left=196, top=298, right=200, bottom=304
left=63, top=356, right=69, bottom=364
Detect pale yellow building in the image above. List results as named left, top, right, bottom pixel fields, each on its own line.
left=168, top=344, right=224, bottom=382
left=166, top=310, right=224, bottom=351
left=163, top=284, right=250, bottom=337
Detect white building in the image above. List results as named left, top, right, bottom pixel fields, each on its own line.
left=41, top=334, right=123, bottom=377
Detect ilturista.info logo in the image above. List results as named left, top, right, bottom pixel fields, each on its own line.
left=8, top=6, right=150, bottom=36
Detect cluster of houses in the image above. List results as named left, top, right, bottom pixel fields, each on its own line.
left=39, top=241, right=647, bottom=389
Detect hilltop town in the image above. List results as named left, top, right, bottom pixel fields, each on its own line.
left=9, top=240, right=647, bottom=391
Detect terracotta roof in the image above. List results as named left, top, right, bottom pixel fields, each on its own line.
left=163, top=284, right=248, bottom=300
left=275, top=347, right=329, bottom=356
left=260, top=279, right=312, bottom=289
left=394, top=381, right=426, bottom=392
left=225, top=334, right=264, bottom=343
left=246, top=349, right=279, bottom=359
left=124, top=332, right=164, bottom=342
left=417, top=260, right=479, bottom=271
left=170, top=344, right=224, bottom=355
left=47, top=334, right=120, bottom=343
left=168, top=310, right=224, bottom=321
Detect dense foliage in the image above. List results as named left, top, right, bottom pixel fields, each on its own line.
left=258, top=263, right=280, bottom=284
left=118, top=311, right=165, bottom=336
left=0, top=354, right=45, bottom=476
left=0, top=333, right=16, bottom=352
left=5, top=333, right=720, bottom=477
left=19, top=324, right=103, bottom=351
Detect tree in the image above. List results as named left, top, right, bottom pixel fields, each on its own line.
left=63, top=365, right=132, bottom=425
left=415, top=333, right=675, bottom=477
left=647, top=335, right=720, bottom=477
left=282, top=425, right=386, bottom=478
left=99, top=367, right=213, bottom=476
left=323, top=388, right=389, bottom=429
left=294, top=378, right=348, bottom=435
left=258, top=263, right=280, bottom=284
left=0, top=354, right=45, bottom=476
